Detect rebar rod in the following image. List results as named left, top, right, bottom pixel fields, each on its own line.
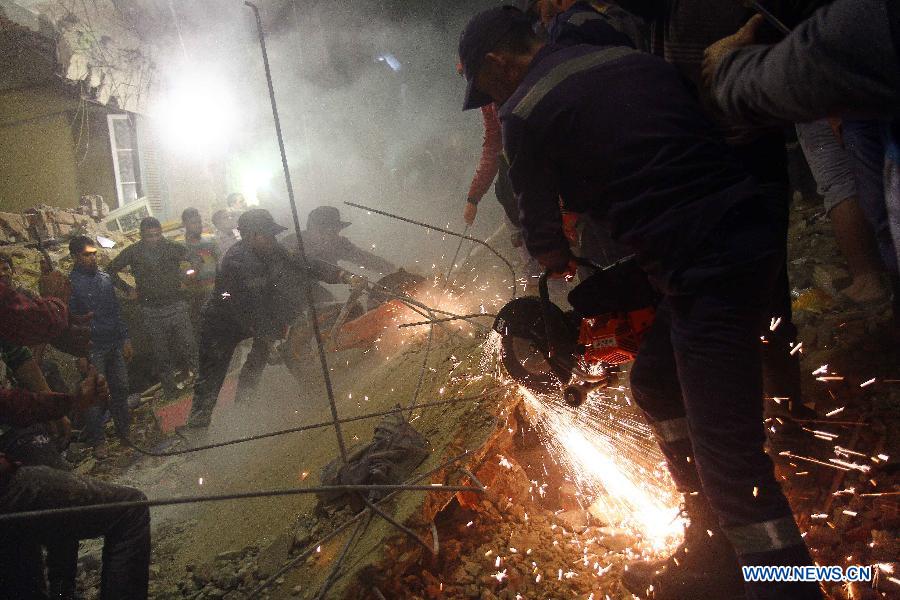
left=398, top=313, right=497, bottom=328
left=362, top=495, right=434, bottom=555
left=247, top=511, right=374, bottom=600
left=443, top=223, right=469, bottom=290
left=313, top=513, right=370, bottom=600
left=344, top=201, right=517, bottom=299
left=245, top=1, right=348, bottom=464
left=407, top=323, right=434, bottom=418
left=0, top=484, right=482, bottom=523
left=125, top=392, right=501, bottom=457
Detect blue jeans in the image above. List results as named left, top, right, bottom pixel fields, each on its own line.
left=843, top=119, right=898, bottom=274
left=83, top=344, right=130, bottom=445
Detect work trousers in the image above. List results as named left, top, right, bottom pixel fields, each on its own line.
left=630, top=256, right=821, bottom=600
left=83, top=343, right=130, bottom=445
left=0, top=466, right=150, bottom=600
left=188, top=315, right=248, bottom=427
left=141, top=301, right=198, bottom=396
left=0, top=426, right=77, bottom=596
left=733, top=136, right=803, bottom=412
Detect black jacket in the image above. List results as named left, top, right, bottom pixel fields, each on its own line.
left=501, top=44, right=775, bottom=293
left=204, top=241, right=343, bottom=337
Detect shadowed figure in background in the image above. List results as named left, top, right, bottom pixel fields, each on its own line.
left=185, top=209, right=363, bottom=428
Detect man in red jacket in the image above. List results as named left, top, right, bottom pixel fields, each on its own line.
left=0, top=279, right=151, bottom=600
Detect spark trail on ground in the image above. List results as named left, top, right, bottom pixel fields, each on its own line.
left=478, top=321, right=683, bottom=550
left=520, top=386, right=683, bottom=549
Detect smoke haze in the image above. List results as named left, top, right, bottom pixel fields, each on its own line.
left=143, top=0, right=508, bottom=273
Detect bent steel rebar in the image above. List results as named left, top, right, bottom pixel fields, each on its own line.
left=0, top=483, right=482, bottom=523
left=124, top=391, right=504, bottom=457
left=344, top=201, right=517, bottom=299
left=246, top=1, right=348, bottom=463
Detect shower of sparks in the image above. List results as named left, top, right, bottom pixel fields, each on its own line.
left=517, top=386, right=682, bottom=550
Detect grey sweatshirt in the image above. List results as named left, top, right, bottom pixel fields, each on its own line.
left=711, top=0, right=900, bottom=126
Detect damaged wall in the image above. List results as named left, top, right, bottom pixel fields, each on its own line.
left=1, top=0, right=156, bottom=114
left=0, top=85, right=80, bottom=210
left=0, top=83, right=119, bottom=212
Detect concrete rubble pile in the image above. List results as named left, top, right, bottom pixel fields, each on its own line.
left=0, top=203, right=129, bottom=290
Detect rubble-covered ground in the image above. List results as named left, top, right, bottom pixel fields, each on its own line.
left=2, top=196, right=898, bottom=600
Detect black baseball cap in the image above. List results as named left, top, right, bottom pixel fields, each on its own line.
left=307, top=206, right=351, bottom=231
left=237, top=208, right=287, bottom=236
left=458, top=6, right=532, bottom=111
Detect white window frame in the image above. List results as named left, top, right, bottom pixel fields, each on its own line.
left=107, top=114, right=142, bottom=208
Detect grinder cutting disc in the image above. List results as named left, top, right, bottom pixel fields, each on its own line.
left=493, top=296, right=578, bottom=395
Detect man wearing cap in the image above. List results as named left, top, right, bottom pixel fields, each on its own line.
left=185, top=209, right=356, bottom=428
left=283, top=206, right=395, bottom=280
left=458, top=7, right=820, bottom=600
left=68, top=235, right=133, bottom=459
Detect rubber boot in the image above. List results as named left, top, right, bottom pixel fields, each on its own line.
left=622, top=494, right=746, bottom=599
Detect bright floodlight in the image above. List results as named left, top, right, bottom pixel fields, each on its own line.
left=156, top=72, right=236, bottom=157
left=238, top=165, right=272, bottom=206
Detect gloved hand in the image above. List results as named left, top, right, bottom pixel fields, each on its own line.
left=535, top=248, right=577, bottom=280
left=463, top=200, right=478, bottom=225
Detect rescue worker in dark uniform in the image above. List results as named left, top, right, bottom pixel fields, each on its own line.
left=184, top=209, right=360, bottom=429
left=458, top=8, right=820, bottom=600
left=538, top=0, right=815, bottom=431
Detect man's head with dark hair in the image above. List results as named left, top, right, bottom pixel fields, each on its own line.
left=459, top=7, right=544, bottom=110
left=139, top=216, right=163, bottom=246
left=181, top=207, right=200, bottom=223
left=182, top=207, right=203, bottom=241
left=211, top=209, right=236, bottom=232
left=0, top=254, right=13, bottom=284
left=69, top=235, right=95, bottom=256
left=140, top=217, right=162, bottom=232
left=69, top=235, right=99, bottom=273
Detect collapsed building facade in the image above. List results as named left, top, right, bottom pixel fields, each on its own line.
left=1, top=0, right=226, bottom=226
